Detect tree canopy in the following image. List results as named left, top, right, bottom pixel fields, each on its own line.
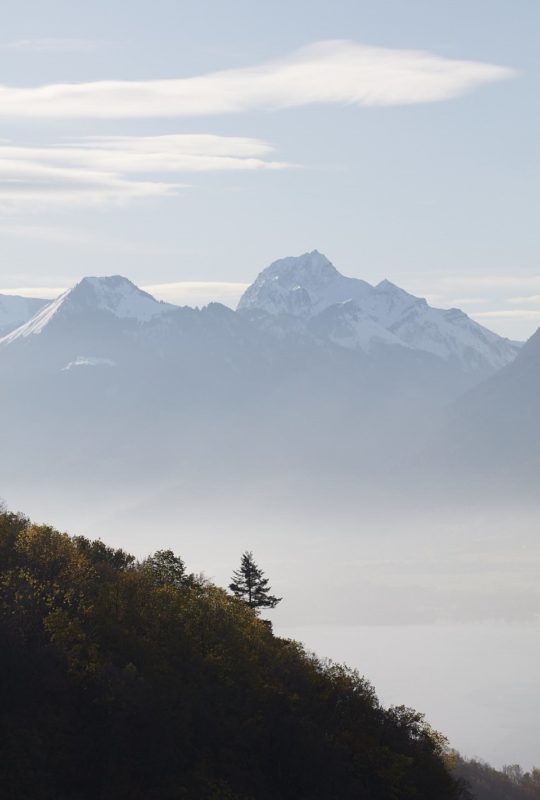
left=0, top=509, right=467, bottom=800
left=450, top=753, right=540, bottom=800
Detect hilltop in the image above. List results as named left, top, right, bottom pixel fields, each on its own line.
left=0, top=507, right=464, bottom=800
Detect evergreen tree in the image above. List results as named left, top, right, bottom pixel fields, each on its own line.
left=229, top=551, right=281, bottom=610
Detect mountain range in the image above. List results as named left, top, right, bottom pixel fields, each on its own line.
left=1, top=250, right=518, bottom=373
left=0, top=251, right=536, bottom=509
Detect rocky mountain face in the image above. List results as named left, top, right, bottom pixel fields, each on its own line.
left=238, top=250, right=519, bottom=372
left=0, top=251, right=533, bottom=508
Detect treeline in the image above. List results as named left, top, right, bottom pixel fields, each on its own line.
left=0, top=509, right=467, bottom=799
left=451, top=754, right=540, bottom=800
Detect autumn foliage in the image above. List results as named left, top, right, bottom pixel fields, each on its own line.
left=0, top=509, right=466, bottom=799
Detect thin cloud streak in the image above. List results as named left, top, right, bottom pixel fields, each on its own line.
left=0, top=134, right=288, bottom=208
left=0, top=286, right=65, bottom=299
left=0, top=281, right=250, bottom=309
left=509, top=294, right=540, bottom=304
left=0, top=223, right=94, bottom=244
left=0, top=38, right=106, bottom=53
left=0, top=40, right=515, bottom=118
left=3, top=281, right=539, bottom=329
left=473, top=309, right=540, bottom=320
left=441, top=275, right=540, bottom=290
left=143, top=281, right=249, bottom=308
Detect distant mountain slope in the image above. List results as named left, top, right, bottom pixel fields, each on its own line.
left=238, top=251, right=519, bottom=372
left=0, top=294, right=49, bottom=337
left=0, top=253, right=528, bottom=506
left=0, top=275, right=177, bottom=346
left=442, top=325, right=540, bottom=483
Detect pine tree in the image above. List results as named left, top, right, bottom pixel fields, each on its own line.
left=229, top=551, right=281, bottom=610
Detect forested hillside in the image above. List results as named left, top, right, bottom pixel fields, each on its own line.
left=0, top=508, right=466, bottom=800
left=452, top=754, right=540, bottom=800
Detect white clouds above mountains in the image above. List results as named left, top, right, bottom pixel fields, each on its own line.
left=474, top=309, right=540, bottom=320
left=0, top=280, right=249, bottom=309
left=0, top=41, right=514, bottom=207
left=0, top=38, right=105, bottom=53
left=143, top=280, right=249, bottom=307
left=0, top=40, right=514, bottom=119
left=0, top=134, right=288, bottom=207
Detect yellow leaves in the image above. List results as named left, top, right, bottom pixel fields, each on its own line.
left=16, top=524, right=96, bottom=586
left=43, top=607, right=98, bottom=676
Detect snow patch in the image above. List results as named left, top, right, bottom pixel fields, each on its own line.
left=62, top=356, right=116, bottom=371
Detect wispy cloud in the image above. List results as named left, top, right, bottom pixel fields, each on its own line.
left=0, top=286, right=66, bottom=299
left=441, top=275, right=540, bottom=290
left=509, top=294, right=540, bottom=304
left=448, top=297, right=489, bottom=306
left=143, top=281, right=249, bottom=308
left=0, top=40, right=515, bottom=119
left=0, top=134, right=289, bottom=208
left=0, top=223, right=196, bottom=259
left=0, top=280, right=249, bottom=308
left=0, top=223, right=94, bottom=244
left=0, top=38, right=106, bottom=53
left=472, top=309, right=540, bottom=320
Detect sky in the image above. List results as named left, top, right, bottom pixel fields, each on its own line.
left=0, top=0, right=539, bottom=339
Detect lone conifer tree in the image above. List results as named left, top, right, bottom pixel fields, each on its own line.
left=229, top=551, right=281, bottom=610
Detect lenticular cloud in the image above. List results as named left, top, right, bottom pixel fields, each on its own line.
left=0, top=40, right=515, bottom=119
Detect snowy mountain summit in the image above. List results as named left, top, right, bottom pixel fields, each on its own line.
left=0, top=254, right=520, bottom=377
left=0, top=276, right=176, bottom=345
left=238, top=251, right=372, bottom=317
left=238, top=251, right=519, bottom=371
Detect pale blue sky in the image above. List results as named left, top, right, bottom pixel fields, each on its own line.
left=1, top=0, right=539, bottom=338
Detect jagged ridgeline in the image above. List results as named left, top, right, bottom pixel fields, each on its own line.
left=0, top=251, right=532, bottom=511
left=0, top=509, right=466, bottom=800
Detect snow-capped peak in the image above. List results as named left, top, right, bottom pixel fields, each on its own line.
left=238, top=251, right=372, bottom=317
left=238, top=251, right=520, bottom=371
left=0, top=276, right=176, bottom=345
left=65, top=275, right=176, bottom=321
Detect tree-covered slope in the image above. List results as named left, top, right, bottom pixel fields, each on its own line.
left=0, top=510, right=465, bottom=800
left=451, top=754, right=540, bottom=800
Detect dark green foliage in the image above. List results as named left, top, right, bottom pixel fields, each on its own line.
left=0, top=510, right=465, bottom=800
left=451, top=753, right=540, bottom=799
left=141, top=548, right=190, bottom=588
left=229, top=550, right=281, bottom=609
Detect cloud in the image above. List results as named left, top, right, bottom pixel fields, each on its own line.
left=0, top=38, right=106, bottom=53
left=143, top=281, right=249, bottom=308
left=509, top=294, right=540, bottom=304
left=472, top=309, right=540, bottom=320
left=441, top=275, right=540, bottom=290
left=0, top=40, right=515, bottom=119
left=448, top=297, right=489, bottom=306
left=0, top=223, right=197, bottom=259
left=0, top=134, right=289, bottom=208
left=0, top=281, right=249, bottom=308
left=0, top=286, right=65, bottom=299
left=0, top=223, right=94, bottom=244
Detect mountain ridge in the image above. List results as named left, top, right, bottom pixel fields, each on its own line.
left=1, top=251, right=519, bottom=374
left=0, top=275, right=177, bottom=345
left=237, top=251, right=520, bottom=371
